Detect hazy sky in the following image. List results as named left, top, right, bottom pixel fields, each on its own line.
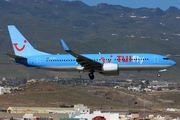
left=79, top=0, right=180, bottom=10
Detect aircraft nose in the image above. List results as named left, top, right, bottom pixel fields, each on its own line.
left=170, top=60, right=176, bottom=66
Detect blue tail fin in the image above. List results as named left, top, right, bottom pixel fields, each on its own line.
left=7, top=25, right=50, bottom=57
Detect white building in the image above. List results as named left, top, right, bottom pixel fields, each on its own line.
left=8, top=104, right=90, bottom=118
left=3, top=87, right=11, bottom=94
left=0, top=87, right=4, bottom=95
left=74, top=110, right=119, bottom=120
left=0, top=87, right=11, bottom=95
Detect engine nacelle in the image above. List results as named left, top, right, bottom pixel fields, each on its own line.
left=102, top=63, right=119, bottom=76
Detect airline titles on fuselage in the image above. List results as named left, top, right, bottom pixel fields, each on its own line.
left=46, top=55, right=148, bottom=64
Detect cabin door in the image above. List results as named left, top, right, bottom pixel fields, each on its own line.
left=36, top=58, right=41, bottom=66
left=154, top=56, right=158, bottom=64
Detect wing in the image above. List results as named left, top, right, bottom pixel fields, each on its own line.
left=60, top=39, right=102, bottom=71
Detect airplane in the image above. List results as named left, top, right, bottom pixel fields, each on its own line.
left=6, top=25, right=176, bottom=80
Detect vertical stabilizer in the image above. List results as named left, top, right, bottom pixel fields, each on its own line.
left=7, top=25, right=50, bottom=56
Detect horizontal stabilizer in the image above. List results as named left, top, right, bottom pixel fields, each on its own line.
left=158, top=69, right=167, bottom=73
left=166, top=54, right=180, bottom=57
left=5, top=52, right=27, bottom=59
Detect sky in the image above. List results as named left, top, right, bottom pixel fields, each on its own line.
left=79, top=0, right=180, bottom=11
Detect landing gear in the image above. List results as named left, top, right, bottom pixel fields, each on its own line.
left=88, top=72, right=94, bottom=80
left=157, top=69, right=166, bottom=77
left=157, top=74, right=161, bottom=77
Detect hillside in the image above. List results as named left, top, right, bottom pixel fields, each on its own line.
left=0, top=0, right=180, bottom=81
left=0, top=82, right=180, bottom=117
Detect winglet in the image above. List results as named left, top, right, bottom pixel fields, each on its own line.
left=60, top=39, right=71, bottom=52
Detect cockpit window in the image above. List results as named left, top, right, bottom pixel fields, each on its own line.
left=163, top=58, right=169, bottom=60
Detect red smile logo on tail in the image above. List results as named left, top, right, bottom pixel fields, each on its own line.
left=13, top=40, right=27, bottom=51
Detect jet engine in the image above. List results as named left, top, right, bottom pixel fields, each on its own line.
left=101, top=63, right=119, bottom=76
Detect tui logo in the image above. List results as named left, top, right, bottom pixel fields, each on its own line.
left=13, top=40, right=27, bottom=51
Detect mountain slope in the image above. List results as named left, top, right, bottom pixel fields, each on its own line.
left=0, top=0, right=180, bottom=81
